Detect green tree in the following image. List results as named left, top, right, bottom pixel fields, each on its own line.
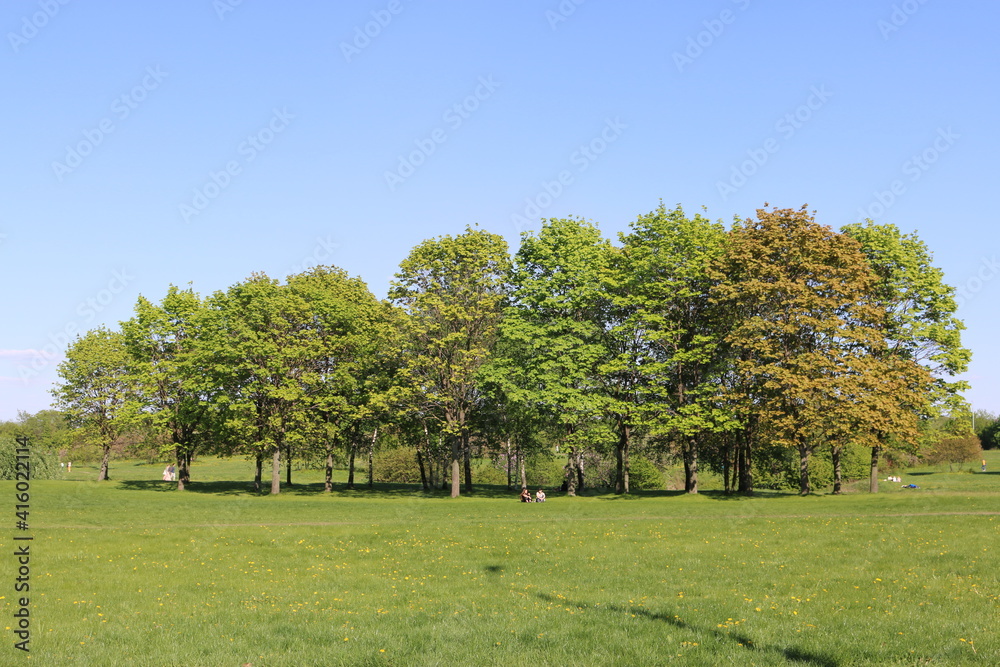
left=0, top=412, right=66, bottom=480
left=842, top=220, right=970, bottom=492
left=5, top=409, right=72, bottom=457
left=615, top=204, right=732, bottom=494
left=198, top=274, right=316, bottom=494
left=286, top=266, right=395, bottom=492
left=495, top=217, right=612, bottom=495
left=389, top=226, right=511, bottom=498
left=121, top=285, right=209, bottom=490
left=51, top=328, right=139, bottom=481
left=979, top=413, right=1000, bottom=450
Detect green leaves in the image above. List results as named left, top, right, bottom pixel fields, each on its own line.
left=842, top=220, right=970, bottom=403
left=389, top=227, right=511, bottom=496
left=51, top=327, right=140, bottom=480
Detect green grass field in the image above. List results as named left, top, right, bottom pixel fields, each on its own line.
left=4, top=453, right=1000, bottom=665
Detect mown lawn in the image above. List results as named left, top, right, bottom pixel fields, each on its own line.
left=4, top=453, right=1000, bottom=665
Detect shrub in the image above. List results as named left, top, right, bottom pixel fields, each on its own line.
left=0, top=436, right=62, bottom=480
left=979, top=421, right=1000, bottom=450
left=923, top=436, right=982, bottom=471
left=628, top=456, right=664, bottom=491
left=472, top=461, right=507, bottom=486
left=525, top=454, right=565, bottom=489
left=371, top=447, right=421, bottom=484
left=796, top=444, right=870, bottom=491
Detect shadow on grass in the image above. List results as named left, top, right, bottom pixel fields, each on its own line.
left=111, top=479, right=810, bottom=503
left=535, top=592, right=838, bottom=667
left=113, top=479, right=537, bottom=499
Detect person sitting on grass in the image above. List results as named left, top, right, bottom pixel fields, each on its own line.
left=520, top=487, right=532, bottom=503
left=535, top=489, right=546, bottom=502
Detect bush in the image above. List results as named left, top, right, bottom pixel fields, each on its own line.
left=628, top=456, right=664, bottom=490
left=923, top=436, right=982, bottom=471
left=0, top=436, right=62, bottom=480
left=795, top=444, right=870, bottom=490
left=472, top=461, right=507, bottom=486
left=371, top=447, right=421, bottom=484
left=979, top=421, right=1000, bottom=450
left=752, top=445, right=795, bottom=490
left=525, top=454, right=565, bottom=489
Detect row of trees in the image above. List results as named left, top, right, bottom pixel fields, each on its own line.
left=51, top=205, right=971, bottom=496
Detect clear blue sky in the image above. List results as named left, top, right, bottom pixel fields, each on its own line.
left=2, top=0, right=998, bottom=421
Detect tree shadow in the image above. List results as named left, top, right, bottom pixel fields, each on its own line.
left=535, top=592, right=838, bottom=667
left=116, top=480, right=261, bottom=496
left=697, top=489, right=792, bottom=501
left=112, top=479, right=537, bottom=500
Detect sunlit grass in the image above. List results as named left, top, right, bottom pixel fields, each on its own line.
left=3, top=451, right=999, bottom=665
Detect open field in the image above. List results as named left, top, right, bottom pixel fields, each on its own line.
left=4, top=454, right=1000, bottom=665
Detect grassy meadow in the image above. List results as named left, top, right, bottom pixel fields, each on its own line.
left=3, top=453, right=1000, bottom=665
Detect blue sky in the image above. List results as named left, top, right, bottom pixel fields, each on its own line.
left=2, top=0, right=998, bottom=421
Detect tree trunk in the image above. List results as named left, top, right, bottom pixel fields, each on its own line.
left=615, top=421, right=631, bottom=494
left=429, top=445, right=437, bottom=489
left=576, top=448, right=585, bottom=492
left=285, top=444, right=292, bottom=487
left=506, top=439, right=512, bottom=489
left=324, top=447, right=334, bottom=493
left=462, top=432, right=472, bottom=493
left=723, top=436, right=732, bottom=495
left=254, top=455, right=263, bottom=493
left=270, top=446, right=281, bottom=495
left=463, top=432, right=473, bottom=494
left=518, top=445, right=527, bottom=490
left=869, top=445, right=881, bottom=493
left=417, top=424, right=430, bottom=491
left=416, top=446, right=428, bottom=491
left=682, top=451, right=691, bottom=492
left=368, top=428, right=378, bottom=488
left=832, top=444, right=843, bottom=495
left=450, top=433, right=462, bottom=498
left=737, top=427, right=753, bottom=496
left=175, top=447, right=186, bottom=491
left=347, top=438, right=356, bottom=490
left=98, top=443, right=111, bottom=481
left=684, top=437, right=699, bottom=494
left=797, top=444, right=811, bottom=496
left=174, top=431, right=191, bottom=489
left=565, top=447, right=577, bottom=497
